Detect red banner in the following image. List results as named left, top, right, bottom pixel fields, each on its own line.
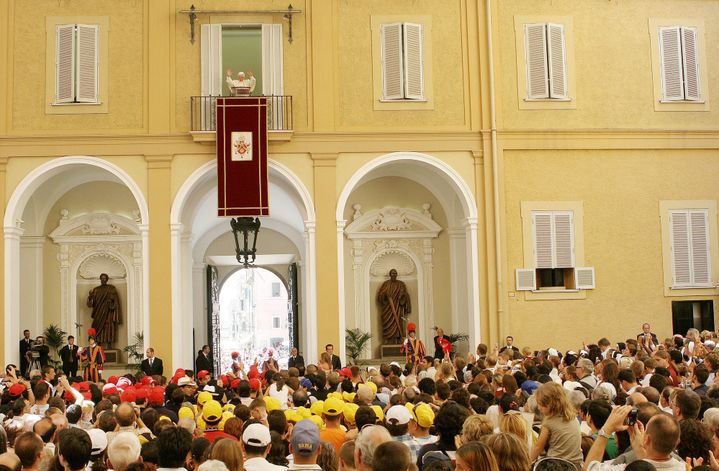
left=216, top=97, right=269, bottom=217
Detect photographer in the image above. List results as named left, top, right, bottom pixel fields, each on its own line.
left=27, top=336, right=50, bottom=372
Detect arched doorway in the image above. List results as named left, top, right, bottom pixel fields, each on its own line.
left=217, top=267, right=291, bottom=372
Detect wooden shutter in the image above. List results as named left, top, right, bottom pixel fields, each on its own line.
left=75, top=24, right=99, bottom=103
left=524, top=24, right=549, bottom=99
left=55, top=24, right=75, bottom=103
left=533, top=212, right=554, bottom=268
left=690, top=210, right=711, bottom=285
left=516, top=269, right=537, bottom=291
left=681, top=27, right=700, bottom=101
left=547, top=24, right=567, bottom=99
left=575, top=267, right=596, bottom=289
left=380, top=23, right=404, bottom=100
left=659, top=27, right=684, bottom=101
left=670, top=210, right=691, bottom=286
left=403, top=23, right=424, bottom=100
left=554, top=212, right=574, bottom=268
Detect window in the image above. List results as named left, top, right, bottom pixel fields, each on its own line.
left=54, top=24, right=99, bottom=104
left=271, top=282, right=281, bottom=297
left=669, top=209, right=711, bottom=287
left=524, top=23, right=567, bottom=100
left=659, top=26, right=701, bottom=102
left=380, top=23, right=424, bottom=101
left=517, top=202, right=594, bottom=298
left=272, top=316, right=281, bottom=329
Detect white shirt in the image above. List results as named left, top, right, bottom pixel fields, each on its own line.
left=243, top=457, right=288, bottom=470
left=268, top=384, right=290, bottom=410
left=587, top=457, right=685, bottom=471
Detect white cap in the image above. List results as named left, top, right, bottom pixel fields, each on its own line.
left=385, top=405, right=412, bottom=425
left=87, top=428, right=108, bottom=456
left=242, top=423, right=271, bottom=447
left=548, top=348, right=559, bottom=357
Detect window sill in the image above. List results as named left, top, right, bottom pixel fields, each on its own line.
left=671, top=285, right=716, bottom=290
left=46, top=101, right=108, bottom=114
left=523, top=289, right=586, bottom=301
left=51, top=101, right=103, bottom=106
left=660, top=99, right=705, bottom=104
left=524, top=98, right=573, bottom=102
left=379, top=98, right=428, bottom=103
left=534, top=288, right=579, bottom=292
left=518, top=98, right=576, bottom=110
left=373, top=98, right=433, bottom=111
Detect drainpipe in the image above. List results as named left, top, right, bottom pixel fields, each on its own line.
left=486, top=0, right=504, bottom=342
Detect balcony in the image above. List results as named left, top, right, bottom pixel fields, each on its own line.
left=190, top=95, right=293, bottom=143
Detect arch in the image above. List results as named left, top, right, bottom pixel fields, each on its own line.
left=5, top=156, right=149, bottom=228
left=336, top=152, right=477, bottom=222
left=4, top=156, right=149, bottom=363
left=170, top=159, right=317, bottom=367
left=335, top=152, right=481, bottom=359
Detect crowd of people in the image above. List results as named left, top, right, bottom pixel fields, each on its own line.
left=2, top=323, right=719, bottom=471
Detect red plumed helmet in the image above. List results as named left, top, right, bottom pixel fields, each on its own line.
left=407, top=323, right=416, bottom=332
left=87, top=328, right=96, bottom=337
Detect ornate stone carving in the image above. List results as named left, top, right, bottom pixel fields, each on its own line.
left=352, top=204, right=363, bottom=221
left=78, top=253, right=127, bottom=280
left=422, top=203, right=433, bottom=220
left=81, top=214, right=121, bottom=235
left=370, top=252, right=415, bottom=277
left=371, top=208, right=413, bottom=231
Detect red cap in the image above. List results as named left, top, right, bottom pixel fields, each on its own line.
left=220, top=375, right=228, bottom=386
left=8, top=383, right=26, bottom=397
left=248, top=378, right=261, bottom=391
left=134, top=387, right=148, bottom=400
left=148, top=387, right=165, bottom=406
left=107, top=376, right=119, bottom=385
left=77, top=382, right=91, bottom=392
left=120, top=389, right=137, bottom=403
left=338, top=368, right=352, bottom=378
left=407, top=322, right=416, bottom=332
left=197, top=370, right=210, bottom=379
left=248, top=366, right=260, bottom=379
left=174, top=368, right=185, bottom=376
left=87, top=328, right=96, bottom=337
left=231, top=379, right=240, bottom=389
left=231, top=352, right=239, bottom=358
left=141, top=376, right=155, bottom=386
left=102, top=384, right=118, bottom=395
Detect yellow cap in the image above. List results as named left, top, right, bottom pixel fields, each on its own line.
left=342, top=392, right=356, bottom=403
left=296, top=406, right=312, bottom=419
left=202, top=400, right=223, bottom=423
left=308, top=414, right=325, bottom=430
left=343, top=403, right=359, bottom=425
left=197, top=391, right=213, bottom=406
left=371, top=405, right=384, bottom=422
left=310, top=400, right=324, bottom=416
left=406, top=402, right=435, bottom=429
left=327, top=392, right=343, bottom=401
left=178, top=406, right=195, bottom=421
left=366, top=381, right=378, bottom=395
left=264, top=396, right=282, bottom=412
left=284, top=410, right=301, bottom=423
left=223, top=403, right=236, bottom=413
left=323, top=397, right=345, bottom=416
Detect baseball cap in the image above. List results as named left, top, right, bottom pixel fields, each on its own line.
left=291, top=419, right=320, bottom=456
left=323, top=397, right=344, bottom=416
left=385, top=405, right=412, bottom=425
left=264, top=396, right=281, bottom=412
left=178, top=377, right=197, bottom=387
left=310, top=400, right=324, bottom=416
left=406, top=402, right=434, bottom=428
left=197, top=370, right=211, bottom=379
left=8, top=383, right=26, bottom=397
left=197, top=391, right=213, bottom=406
left=248, top=378, right=261, bottom=391
left=117, top=377, right=132, bottom=389
left=148, top=387, right=165, bottom=406
left=300, top=378, right=312, bottom=389
left=242, top=423, right=271, bottom=447
left=370, top=405, right=384, bottom=422
left=343, top=403, right=359, bottom=425
left=86, top=428, right=108, bottom=456
left=202, top=400, right=222, bottom=423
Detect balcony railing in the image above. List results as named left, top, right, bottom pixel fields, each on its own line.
left=190, top=95, right=293, bottom=132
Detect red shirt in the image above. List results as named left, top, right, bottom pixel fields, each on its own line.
left=204, top=429, right=238, bottom=443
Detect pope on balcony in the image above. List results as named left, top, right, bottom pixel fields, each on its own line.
left=226, top=69, right=256, bottom=94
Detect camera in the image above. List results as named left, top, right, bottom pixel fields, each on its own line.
left=626, top=407, right=639, bottom=426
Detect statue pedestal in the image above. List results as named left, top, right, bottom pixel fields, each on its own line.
left=103, top=349, right=121, bottom=365
left=380, top=344, right=403, bottom=359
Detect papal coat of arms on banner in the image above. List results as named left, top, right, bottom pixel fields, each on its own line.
left=231, top=132, right=253, bottom=161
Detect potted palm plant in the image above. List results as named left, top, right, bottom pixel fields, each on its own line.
left=345, top=328, right=371, bottom=365
left=43, top=324, right=66, bottom=369
left=122, top=332, right=145, bottom=371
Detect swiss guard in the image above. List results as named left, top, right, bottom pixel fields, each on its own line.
left=400, top=322, right=426, bottom=368
left=80, top=328, right=105, bottom=382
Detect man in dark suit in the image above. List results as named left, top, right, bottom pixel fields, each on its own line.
left=196, top=345, right=213, bottom=376
left=326, top=344, right=341, bottom=371
left=498, top=335, right=520, bottom=355
left=141, top=347, right=164, bottom=377
left=19, top=330, right=32, bottom=377
left=59, top=335, right=80, bottom=378
left=288, top=347, right=305, bottom=376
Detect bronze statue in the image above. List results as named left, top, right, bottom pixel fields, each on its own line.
left=87, top=273, right=121, bottom=347
left=376, top=268, right=411, bottom=342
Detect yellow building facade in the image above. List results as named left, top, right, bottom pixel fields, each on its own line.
left=0, top=0, right=717, bottom=370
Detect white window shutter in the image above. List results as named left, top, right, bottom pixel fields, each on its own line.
left=75, top=24, right=99, bottom=103
left=681, top=27, right=701, bottom=101
left=533, top=212, right=554, bottom=268
left=690, top=210, right=711, bottom=285
left=575, top=267, right=596, bottom=289
left=547, top=23, right=567, bottom=99
left=55, top=24, right=75, bottom=103
left=659, top=27, right=684, bottom=101
left=670, top=211, right=691, bottom=286
left=553, top=212, right=574, bottom=268
left=380, top=23, right=404, bottom=100
left=402, top=23, right=424, bottom=100
left=524, top=24, right=549, bottom=99
left=516, top=269, right=537, bottom=291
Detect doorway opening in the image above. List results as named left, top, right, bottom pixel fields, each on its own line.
left=218, top=267, right=291, bottom=373
left=672, top=300, right=715, bottom=335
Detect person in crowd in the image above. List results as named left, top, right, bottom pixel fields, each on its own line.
left=354, top=425, right=391, bottom=471
left=327, top=344, right=342, bottom=371
left=288, top=419, right=323, bottom=470
left=455, top=441, right=499, bottom=471
left=321, top=397, right=347, bottom=454
left=141, top=348, right=163, bottom=377
left=59, top=336, right=80, bottom=379
left=196, top=345, right=213, bottom=376
left=80, top=331, right=104, bottom=382
left=401, top=323, right=426, bottom=370
left=433, top=328, right=450, bottom=361
left=157, top=427, right=193, bottom=471
left=288, top=347, right=306, bottom=376
left=482, top=433, right=530, bottom=471
left=240, top=423, right=285, bottom=471
left=372, top=441, right=413, bottom=471
left=499, top=336, right=519, bottom=355
left=530, top=382, right=583, bottom=469
left=56, top=428, right=92, bottom=471
left=19, top=330, right=32, bottom=378
left=107, top=432, right=141, bottom=471
left=208, top=438, right=243, bottom=471
left=14, top=432, right=44, bottom=471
